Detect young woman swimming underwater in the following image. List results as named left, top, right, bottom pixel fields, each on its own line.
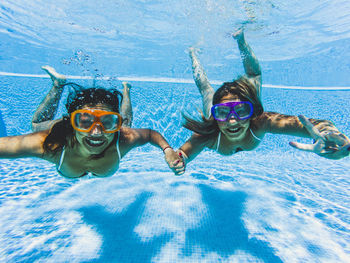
left=177, top=29, right=350, bottom=168
left=0, top=66, right=185, bottom=177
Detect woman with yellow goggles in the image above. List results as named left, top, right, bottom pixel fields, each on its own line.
left=70, top=109, right=123, bottom=134
left=0, top=66, right=185, bottom=178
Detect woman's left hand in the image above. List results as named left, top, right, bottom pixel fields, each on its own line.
left=289, top=115, right=350, bottom=160
left=164, top=148, right=185, bottom=175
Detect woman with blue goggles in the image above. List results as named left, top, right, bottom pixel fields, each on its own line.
left=177, top=29, right=350, bottom=169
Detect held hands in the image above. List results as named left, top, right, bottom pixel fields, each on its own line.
left=289, top=115, right=350, bottom=160
left=41, top=66, right=66, bottom=88
left=163, top=147, right=185, bottom=175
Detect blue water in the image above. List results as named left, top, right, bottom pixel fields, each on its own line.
left=1, top=0, right=350, bottom=262
left=0, top=110, right=6, bottom=137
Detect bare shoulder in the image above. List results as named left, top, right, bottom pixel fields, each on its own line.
left=120, top=127, right=138, bottom=140
left=189, top=132, right=213, bottom=148
left=250, top=113, right=270, bottom=133
left=250, top=112, right=286, bottom=136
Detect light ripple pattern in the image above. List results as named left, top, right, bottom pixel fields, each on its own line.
left=0, top=150, right=349, bottom=262
left=0, top=75, right=350, bottom=262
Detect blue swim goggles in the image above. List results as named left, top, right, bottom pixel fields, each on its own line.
left=211, top=101, right=253, bottom=121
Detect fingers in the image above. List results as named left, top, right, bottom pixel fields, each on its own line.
left=164, top=149, right=186, bottom=175
left=168, top=159, right=185, bottom=175
left=289, top=141, right=315, bottom=152
left=298, top=115, right=325, bottom=141
left=325, top=132, right=350, bottom=146
left=175, top=170, right=185, bottom=175
left=290, top=140, right=350, bottom=159
left=172, top=159, right=185, bottom=175
left=321, top=143, right=350, bottom=159
left=336, top=143, right=350, bottom=156
left=290, top=140, right=334, bottom=154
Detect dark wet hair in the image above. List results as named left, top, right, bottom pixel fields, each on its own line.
left=43, top=84, right=123, bottom=155
left=65, top=83, right=122, bottom=113
left=183, top=76, right=264, bottom=139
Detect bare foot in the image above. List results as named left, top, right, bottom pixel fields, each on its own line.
left=232, top=28, right=244, bottom=40
left=41, top=66, right=66, bottom=87
left=122, top=82, right=131, bottom=92
left=188, top=47, right=202, bottom=58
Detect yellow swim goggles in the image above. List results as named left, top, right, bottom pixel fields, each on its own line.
left=71, top=109, right=122, bottom=133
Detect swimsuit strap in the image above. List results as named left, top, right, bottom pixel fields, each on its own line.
left=116, top=130, right=121, bottom=160
left=216, top=128, right=260, bottom=152
left=249, top=128, right=262, bottom=141
left=57, top=132, right=121, bottom=177
left=216, top=132, right=221, bottom=151
left=57, top=146, right=66, bottom=171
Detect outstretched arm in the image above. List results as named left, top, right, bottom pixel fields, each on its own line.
left=32, top=66, right=67, bottom=132
left=178, top=133, right=208, bottom=164
left=233, top=29, right=262, bottom=97
left=132, top=129, right=185, bottom=175
left=0, top=132, right=47, bottom=159
left=289, top=115, right=350, bottom=159
left=258, top=112, right=350, bottom=159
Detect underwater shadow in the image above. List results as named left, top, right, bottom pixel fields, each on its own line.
left=184, top=184, right=283, bottom=263
left=80, top=192, right=172, bottom=263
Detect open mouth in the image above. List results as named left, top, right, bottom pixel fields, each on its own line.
left=226, top=127, right=241, bottom=134
left=85, top=138, right=106, bottom=147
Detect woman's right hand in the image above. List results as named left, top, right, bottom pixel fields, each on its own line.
left=41, top=66, right=66, bottom=88
left=164, top=148, right=185, bottom=175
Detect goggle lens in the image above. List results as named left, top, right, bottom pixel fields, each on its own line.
left=214, top=106, right=231, bottom=121
left=74, top=112, right=95, bottom=130
left=234, top=103, right=252, bottom=119
left=100, top=114, right=120, bottom=131
left=71, top=110, right=122, bottom=133
left=212, top=102, right=253, bottom=121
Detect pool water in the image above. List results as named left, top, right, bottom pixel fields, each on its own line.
left=0, top=78, right=349, bottom=262
left=1, top=0, right=350, bottom=262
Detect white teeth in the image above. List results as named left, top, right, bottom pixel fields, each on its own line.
left=86, top=139, right=104, bottom=146
left=89, top=140, right=103, bottom=145
left=227, top=128, right=240, bottom=133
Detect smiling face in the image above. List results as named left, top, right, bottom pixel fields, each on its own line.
left=216, top=94, right=251, bottom=142
left=73, top=103, right=116, bottom=155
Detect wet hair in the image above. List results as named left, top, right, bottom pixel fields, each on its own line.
left=43, top=84, right=123, bottom=155
left=65, top=83, right=122, bottom=114
left=183, top=75, right=264, bottom=139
